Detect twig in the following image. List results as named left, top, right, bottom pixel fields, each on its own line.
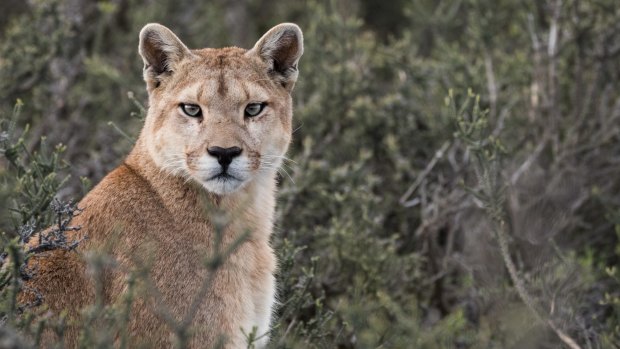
left=548, top=0, right=562, bottom=154
left=493, top=219, right=582, bottom=349
left=484, top=50, right=498, bottom=119
left=399, top=141, right=451, bottom=207
left=509, top=135, right=548, bottom=185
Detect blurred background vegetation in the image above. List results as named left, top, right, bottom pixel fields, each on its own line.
left=1, top=0, right=620, bottom=348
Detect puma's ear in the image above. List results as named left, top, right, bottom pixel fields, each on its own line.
left=138, top=23, right=192, bottom=90
left=248, top=23, right=304, bottom=91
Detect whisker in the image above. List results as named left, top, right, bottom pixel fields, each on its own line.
left=250, top=78, right=276, bottom=84
left=158, top=158, right=191, bottom=181
left=279, top=162, right=295, bottom=171
left=183, top=176, right=194, bottom=186
left=292, top=123, right=303, bottom=134
left=260, top=158, right=296, bottom=171
left=262, top=155, right=298, bottom=164
left=276, top=166, right=295, bottom=184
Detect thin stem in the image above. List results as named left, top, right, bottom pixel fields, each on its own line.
left=493, top=206, right=582, bottom=349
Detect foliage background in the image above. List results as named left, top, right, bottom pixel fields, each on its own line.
left=1, top=0, right=620, bottom=348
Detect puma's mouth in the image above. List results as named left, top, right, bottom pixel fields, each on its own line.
left=186, top=155, right=252, bottom=195
left=200, top=170, right=246, bottom=195
left=207, top=172, right=239, bottom=181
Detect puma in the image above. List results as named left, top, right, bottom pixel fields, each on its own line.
left=20, top=22, right=303, bottom=348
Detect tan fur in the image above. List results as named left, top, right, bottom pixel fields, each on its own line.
left=19, top=23, right=303, bottom=348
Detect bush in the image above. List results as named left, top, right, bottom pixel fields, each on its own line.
left=1, top=0, right=619, bottom=348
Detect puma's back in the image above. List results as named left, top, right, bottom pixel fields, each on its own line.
left=21, top=23, right=303, bottom=348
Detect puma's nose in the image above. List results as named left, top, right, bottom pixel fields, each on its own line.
left=207, top=146, right=242, bottom=170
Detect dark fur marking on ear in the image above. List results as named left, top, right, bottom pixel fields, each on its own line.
left=251, top=24, right=303, bottom=91
left=139, top=24, right=191, bottom=91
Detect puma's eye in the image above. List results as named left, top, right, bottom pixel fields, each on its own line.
left=244, top=103, right=266, bottom=117
left=180, top=103, right=202, bottom=117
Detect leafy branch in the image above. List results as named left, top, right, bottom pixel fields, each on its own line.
left=452, top=90, right=582, bottom=349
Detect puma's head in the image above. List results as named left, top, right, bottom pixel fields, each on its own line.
left=137, top=23, right=303, bottom=195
